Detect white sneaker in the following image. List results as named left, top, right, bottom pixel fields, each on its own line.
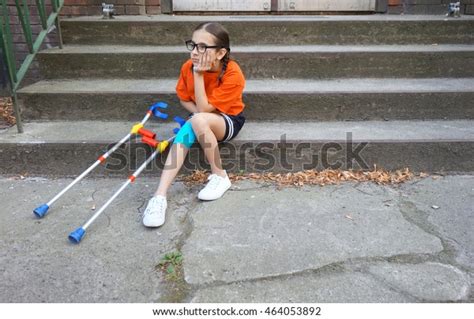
left=198, top=171, right=231, bottom=201
left=143, top=195, right=167, bottom=227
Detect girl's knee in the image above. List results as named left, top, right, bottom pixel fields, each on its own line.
left=173, top=121, right=196, bottom=148
left=190, top=113, right=209, bottom=132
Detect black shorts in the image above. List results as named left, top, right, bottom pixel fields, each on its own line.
left=220, top=112, right=246, bottom=142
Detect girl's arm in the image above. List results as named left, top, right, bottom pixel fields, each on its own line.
left=180, top=100, right=199, bottom=114
left=193, top=51, right=217, bottom=113
left=193, top=72, right=216, bottom=113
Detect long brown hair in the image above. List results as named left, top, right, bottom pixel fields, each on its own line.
left=194, top=22, right=231, bottom=85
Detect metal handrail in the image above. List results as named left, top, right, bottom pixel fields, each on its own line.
left=0, top=0, right=64, bottom=133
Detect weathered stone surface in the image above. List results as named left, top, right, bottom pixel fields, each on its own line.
left=191, top=261, right=471, bottom=303
left=18, top=78, right=474, bottom=121
left=0, top=178, right=194, bottom=302
left=1, top=176, right=472, bottom=302
left=400, top=176, right=474, bottom=270
left=182, top=183, right=443, bottom=285
left=37, top=45, right=474, bottom=79
left=2, top=121, right=474, bottom=177
left=61, top=15, right=474, bottom=45
left=366, top=262, right=470, bottom=301
left=191, top=269, right=412, bottom=303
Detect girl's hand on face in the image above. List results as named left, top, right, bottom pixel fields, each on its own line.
left=194, top=51, right=215, bottom=73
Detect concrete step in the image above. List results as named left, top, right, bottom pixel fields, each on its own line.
left=37, top=44, right=474, bottom=79
left=18, top=78, right=474, bottom=121
left=1, top=120, right=473, bottom=176
left=61, top=15, right=474, bottom=45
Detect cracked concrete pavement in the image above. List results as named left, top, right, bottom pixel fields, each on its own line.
left=0, top=175, right=472, bottom=302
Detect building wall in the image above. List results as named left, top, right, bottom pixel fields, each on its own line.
left=61, top=0, right=161, bottom=17
left=388, top=0, right=473, bottom=15
left=5, top=0, right=59, bottom=86
left=4, top=0, right=162, bottom=87
left=60, top=0, right=473, bottom=16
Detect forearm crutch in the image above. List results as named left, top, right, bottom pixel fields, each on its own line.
left=68, top=134, right=175, bottom=244
left=33, top=102, right=169, bottom=218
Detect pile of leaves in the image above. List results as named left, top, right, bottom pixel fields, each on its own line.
left=0, top=97, right=16, bottom=126
left=181, top=166, right=426, bottom=187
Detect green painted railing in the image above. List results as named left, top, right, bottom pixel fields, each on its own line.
left=0, top=0, right=64, bottom=133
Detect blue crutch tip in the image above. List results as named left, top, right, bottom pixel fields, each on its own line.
left=68, top=228, right=86, bottom=244
left=149, top=101, right=168, bottom=112
left=33, top=204, right=50, bottom=218
left=173, top=116, right=186, bottom=127
left=153, top=109, right=169, bottom=120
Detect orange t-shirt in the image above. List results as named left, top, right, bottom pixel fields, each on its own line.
left=175, top=59, right=246, bottom=116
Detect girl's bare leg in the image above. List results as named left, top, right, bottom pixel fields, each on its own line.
left=191, top=113, right=227, bottom=177
left=155, top=143, right=189, bottom=197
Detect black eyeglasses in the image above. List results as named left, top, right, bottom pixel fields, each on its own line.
left=185, top=40, right=221, bottom=53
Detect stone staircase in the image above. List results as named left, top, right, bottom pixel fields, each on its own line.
left=1, top=15, right=474, bottom=176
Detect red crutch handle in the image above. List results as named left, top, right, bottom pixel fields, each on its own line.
left=142, top=136, right=159, bottom=148
left=138, top=128, right=156, bottom=139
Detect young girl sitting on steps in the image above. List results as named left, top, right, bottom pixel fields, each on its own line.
left=142, top=22, right=246, bottom=227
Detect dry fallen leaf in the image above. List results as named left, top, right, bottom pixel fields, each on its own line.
left=0, top=97, right=16, bottom=126
left=180, top=166, right=423, bottom=188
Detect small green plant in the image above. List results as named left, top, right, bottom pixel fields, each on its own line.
left=155, top=251, right=190, bottom=302
left=156, top=251, right=183, bottom=281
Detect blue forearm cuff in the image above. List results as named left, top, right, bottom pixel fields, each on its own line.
left=173, top=120, right=196, bottom=148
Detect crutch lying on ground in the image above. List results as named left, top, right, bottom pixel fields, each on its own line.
left=68, top=117, right=194, bottom=244
left=68, top=116, right=196, bottom=244
left=32, top=102, right=170, bottom=218
left=68, top=131, right=176, bottom=244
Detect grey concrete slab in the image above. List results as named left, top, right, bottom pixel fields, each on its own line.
left=19, top=78, right=474, bottom=94
left=185, top=178, right=473, bottom=302
left=0, top=177, right=195, bottom=302
left=1, top=120, right=474, bottom=176
left=18, top=90, right=474, bottom=122
left=191, top=261, right=470, bottom=303
left=37, top=45, right=474, bottom=79
left=399, top=176, right=474, bottom=270
left=181, top=183, right=443, bottom=285
left=17, top=78, right=474, bottom=122
left=191, top=269, right=413, bottom=303
left=2, top=120, right=474, bottom=143
left=1, top=176, right=472, bottom=302
left=61, top=15, right=474, bottom=45
left=39, top=44, right=474, bottom=54
left=366, top=262, right=470, bottom=301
